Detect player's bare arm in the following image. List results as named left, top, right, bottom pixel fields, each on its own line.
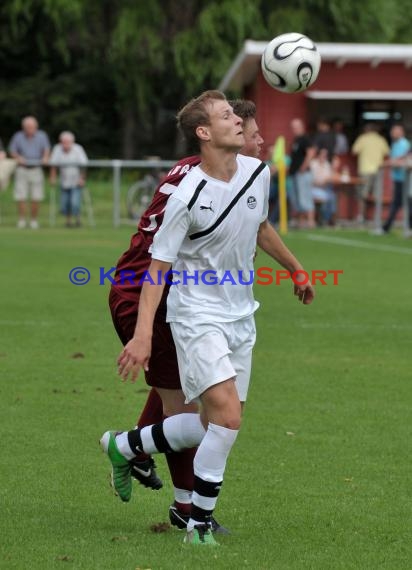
left=257, top=220, right=315, bottom=304
left=118, top=259, right=171, bottom=381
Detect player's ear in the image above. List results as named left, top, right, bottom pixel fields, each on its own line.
left=196, top=125, right=211, bottom=142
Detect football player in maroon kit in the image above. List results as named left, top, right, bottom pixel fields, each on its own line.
left=108, top=100, right=263, bottom=532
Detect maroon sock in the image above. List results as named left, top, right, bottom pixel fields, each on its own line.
left=133, top=388, right=164, bottom=461
left=162, top=414, right=196, bottom=508
left=165, top=447, right=197, bottom=513
left=174, top=498, right=191, bottom=515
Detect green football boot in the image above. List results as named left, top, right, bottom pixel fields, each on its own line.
left=183, top=524, right=219, bottom=546
left=100, top=431, right=132, bottom=502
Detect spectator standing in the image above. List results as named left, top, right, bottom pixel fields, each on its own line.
left=352, top=123, right=389, bottom=223
left=9, top=116, right=50, bottom=229
left=289, top=118, right=316, bottom=229
left=0, top=138, right=17, bottom=190
left=332, top=118, right=349, bottom=156
left=382, top=125, right=411, bottom=234
left=49, top=132, right=88, bottom=227
left=312, top=118, right=336, bottom=161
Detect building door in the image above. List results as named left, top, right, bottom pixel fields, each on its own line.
left=354, top=100, right=402, bottom=139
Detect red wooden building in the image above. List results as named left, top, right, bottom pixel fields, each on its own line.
left=219, top=42, right=412, bottom=222
left=219, top=41, right=412, bottom=152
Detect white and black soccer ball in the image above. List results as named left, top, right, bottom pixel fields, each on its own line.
left=261, top=33, right=321, bottom=93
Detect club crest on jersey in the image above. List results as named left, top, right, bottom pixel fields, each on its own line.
left=247, top=196, right=257, bottom=209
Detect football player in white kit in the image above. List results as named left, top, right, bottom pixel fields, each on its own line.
left=101, top=90, right=315, bottom=546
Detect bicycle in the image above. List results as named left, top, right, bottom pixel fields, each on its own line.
left=126, top=171, right=161, bottom=220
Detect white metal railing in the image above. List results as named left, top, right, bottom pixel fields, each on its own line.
left=11, top=159, right=176, bottom=227
left=5, top=159, right=412, bottom=235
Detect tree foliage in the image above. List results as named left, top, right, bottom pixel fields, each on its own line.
left=173, top=0, right=265, bottom=93
left=0, top=0, right=411, bottom=158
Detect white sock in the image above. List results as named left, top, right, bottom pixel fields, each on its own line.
left=138, top=413, right=206, bottom=455
left=174, top=487, right=192, bottom=505
left=115, top=431, right=135, bottom=459
left=162, top=413, right=206, bottom=451
left=194, top=422, right=238, bottom=481
left=188, top=422, right=239, bottom=530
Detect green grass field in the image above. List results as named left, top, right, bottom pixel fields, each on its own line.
left=1, top=186, right=411, bottom=569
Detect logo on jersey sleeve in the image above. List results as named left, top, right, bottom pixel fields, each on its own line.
left=247, top=196, right=257, bottom=209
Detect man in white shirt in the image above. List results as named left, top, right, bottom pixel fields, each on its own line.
left=49, top=131, right=88, bottom=227
left=101, top=90, right=315, bottom=546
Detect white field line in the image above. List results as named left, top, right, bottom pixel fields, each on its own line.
left=0, top=320, right=104, bottom=327
left=0, top=320, right=52, bottom=326
left=305, top=234, right=412, bottom=255
left=298, top=322, right=412, bottom=330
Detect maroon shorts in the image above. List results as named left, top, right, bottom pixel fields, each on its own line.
left=109, top=289, right=181, bottom=390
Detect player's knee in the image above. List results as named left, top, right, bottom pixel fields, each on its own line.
left=221, top=412, right=242, bottom=431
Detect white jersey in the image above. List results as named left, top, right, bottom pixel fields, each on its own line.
left=151, top=154, right=270, bottom=322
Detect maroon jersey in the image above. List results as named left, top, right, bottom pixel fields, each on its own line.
left=110, top=155, right=200, bottom=306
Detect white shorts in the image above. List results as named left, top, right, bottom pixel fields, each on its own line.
left=170, top=317, right=256, bottom=404
left=14, top=166, right=44, bottom=201
left=0, top=158, right=16, bottom=191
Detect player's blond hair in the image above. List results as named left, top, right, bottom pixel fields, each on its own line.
left=177, top=90, right=227, bottom=152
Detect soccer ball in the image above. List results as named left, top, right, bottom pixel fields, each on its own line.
left=261, top=33, right=321, bottom=93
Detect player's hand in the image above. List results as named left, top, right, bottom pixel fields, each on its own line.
left=117, top=335, right=152, bottom=382
left=294, top=281, right=315, bottom=305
